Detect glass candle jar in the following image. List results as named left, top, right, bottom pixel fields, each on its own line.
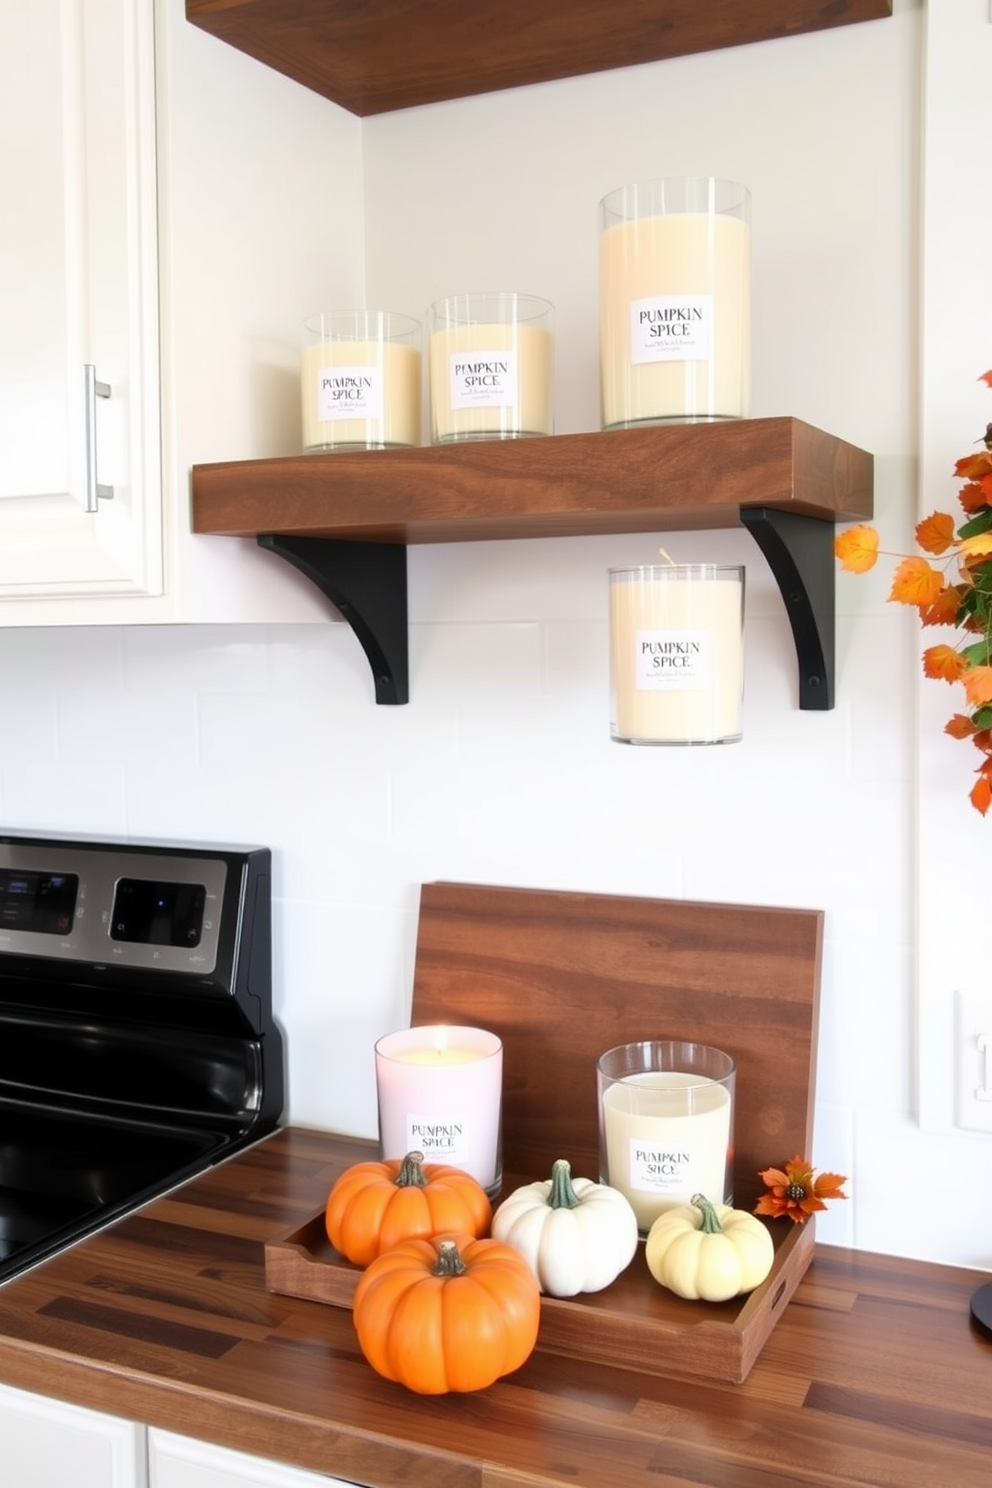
left=598, top=1039, right=736, bottom=1235
left=609, top=563, right=745, bottom=744
left=599, top=177, right=751, bottom=428
left=301, top=310, right=421, bottom=451
left=427, top=292, right=554, bottom=443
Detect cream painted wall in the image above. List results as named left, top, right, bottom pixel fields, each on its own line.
left=2, top=1, right=990, bottom=1268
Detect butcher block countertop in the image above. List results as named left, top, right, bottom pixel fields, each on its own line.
left=0, top=1127, right=990, bottom=1488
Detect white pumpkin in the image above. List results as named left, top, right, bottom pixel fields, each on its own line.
left=491, top=1158, right=639, bottom=1297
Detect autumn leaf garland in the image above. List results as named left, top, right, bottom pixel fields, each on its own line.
left=835, top=369, right=992, bottom=815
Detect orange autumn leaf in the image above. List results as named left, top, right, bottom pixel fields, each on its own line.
left=889, top=557, right=946, bottom=608
left=834, top=524, right=879, bottom=573
left=955, top=452, right=992, bottom=480
left=970, top=775, right=992, bottom=816
left=914, top=510, right=957, bottom=555
left=963, top=666, right=992, bottom=707
left=919, top=586, right=964, bottom=627
left=923, top=645, right=968, bottom=682
left=958, top=481, right=989, bottom=514
left=755, top=1155, right=848, bottom=1225
left=980, top=370, right=992, bottom=390
left=946, top=713, right=978, bottom=740
left=972, top=729, right=992, bottom=755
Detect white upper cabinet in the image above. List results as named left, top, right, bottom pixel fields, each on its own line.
left=0, top=0, right=364, bottom=626
left=0, top=0, right=162, bottom=600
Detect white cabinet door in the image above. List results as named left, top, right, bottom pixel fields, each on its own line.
left=0, top=0, right=161, bottom=599
left=0, top=1381, right=146, bottom=1488
left=148, top=1429, right=357, bottom=1488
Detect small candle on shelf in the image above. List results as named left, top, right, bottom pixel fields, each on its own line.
left=427, top=292, right=553, bottom=443
left=375, top=1024, right=503, bottom=1196
left=598, top=1041, right=735, bottom=1235
left=301, top=309, right=421, bottom=452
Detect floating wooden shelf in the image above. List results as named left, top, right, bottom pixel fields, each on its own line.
left=185, top=0, right=893, bottom=117
left=191, top=418, right=873, bottom=708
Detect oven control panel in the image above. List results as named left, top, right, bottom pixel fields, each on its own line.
left=0, top=841, right=229, bottom=974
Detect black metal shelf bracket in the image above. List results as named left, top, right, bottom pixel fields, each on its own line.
left=258, top=535, right=409, bottom=704
left=258, top=511, right=837, bottom=711
left=740, top=506, right=834, bottom=710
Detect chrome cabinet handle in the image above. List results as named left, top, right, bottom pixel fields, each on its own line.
left=84, top=364, right=114, bottom=512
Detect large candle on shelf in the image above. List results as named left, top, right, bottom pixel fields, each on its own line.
left=599, top=178, right=751, bottom=427
left=609, top=563, right=744, bottom=745
left=598, top=1042, right=735, bottom=1234
left=427, top=293, right=553, bottom=443
left=375, top=1025, right=503, bottom=1195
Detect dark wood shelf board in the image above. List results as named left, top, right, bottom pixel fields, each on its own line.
left=185, top=0, right=893, bottom=117
left=190, top=419, right=872, bottom=543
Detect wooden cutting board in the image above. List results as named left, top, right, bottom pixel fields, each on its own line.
left=410, top=882, right=823, bottom=1201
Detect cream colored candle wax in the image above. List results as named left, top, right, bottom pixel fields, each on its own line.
left=427, top=293, right=553, bottom=443
left=601, top=1071, right=732, bottom=1231
left=609, top=565, right=744, bottom=745
left=301, top=311, right=421, bottom=451
left=600, top=180, right=751, bottom=427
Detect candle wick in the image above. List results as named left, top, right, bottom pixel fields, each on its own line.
left=657, top=545, right=677, bottom=567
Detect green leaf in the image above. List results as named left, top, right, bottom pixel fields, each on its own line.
left=958, top=510, right=992, bottom=539
left=962, top=640, right=991, bottom=667
left=973, top=706, right=992, bottom=728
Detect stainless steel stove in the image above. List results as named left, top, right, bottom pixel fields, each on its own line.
left=0, top=834, right=284, bottom=1283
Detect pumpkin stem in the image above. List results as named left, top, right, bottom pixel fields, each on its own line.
left=548, top=1158, right=582, bottom=1210
left=691, top=1194, right=725, bottom=1234
left=394, top=1151, right=429, bottom=1189
left=432, top=1239, right=468, bottom=1277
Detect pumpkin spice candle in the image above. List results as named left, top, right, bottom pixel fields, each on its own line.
left=597, top=1039, right=735, bottom=1234
left=375, top=1025, right=503, bottom=1196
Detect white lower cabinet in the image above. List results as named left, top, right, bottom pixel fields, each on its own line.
left=0, top=1381, right=147, bottom=1488
left=0, top=1386, right=359, bottom=1488
left=148, top=1428, right=356, bottom=1487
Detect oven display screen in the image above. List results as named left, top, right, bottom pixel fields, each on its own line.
left=110, top=879, right=206, bottom=948
left=0, top=870, right=79, bottom=936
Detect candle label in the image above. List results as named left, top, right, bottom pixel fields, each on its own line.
left=448, top=350, right=518, bottom=410
left=628, top=1139, right=707, bottom=1197
left=405, top=1113, right=470, bottom=1165
left=629, top=295, right=713, bottom=364
left=317, top=364, right=384, bottom=421
left=634, top=629, right=708, bottom=691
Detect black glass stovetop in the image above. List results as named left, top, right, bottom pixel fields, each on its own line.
left=0, top=834, right=284, bottom=1284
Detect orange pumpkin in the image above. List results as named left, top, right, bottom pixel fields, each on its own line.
left=352, top=1233, right=541, bottom=1393
left=324, top=1150, right=491, bottom=1267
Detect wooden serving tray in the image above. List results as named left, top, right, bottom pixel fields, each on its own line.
left=267, top=882, right=824, bottom=1382
left=264, top=1195, right=816, bottom=1385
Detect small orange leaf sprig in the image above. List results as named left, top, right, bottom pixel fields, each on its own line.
left=835, top=369, right=992, bottom=815
left=755, top=1155, right=848, bottom=1225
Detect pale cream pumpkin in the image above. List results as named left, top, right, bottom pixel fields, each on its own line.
left=645, top=1193, right=775, bottom=1301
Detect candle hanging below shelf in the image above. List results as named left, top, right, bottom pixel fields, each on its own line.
left=609, top=561, right=745, bottom=745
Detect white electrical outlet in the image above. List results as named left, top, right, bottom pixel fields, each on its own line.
left=953, top=990, right=992, bottom=1133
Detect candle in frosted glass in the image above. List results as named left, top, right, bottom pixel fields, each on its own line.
left=375, top=1024, right=503, bottom=1195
